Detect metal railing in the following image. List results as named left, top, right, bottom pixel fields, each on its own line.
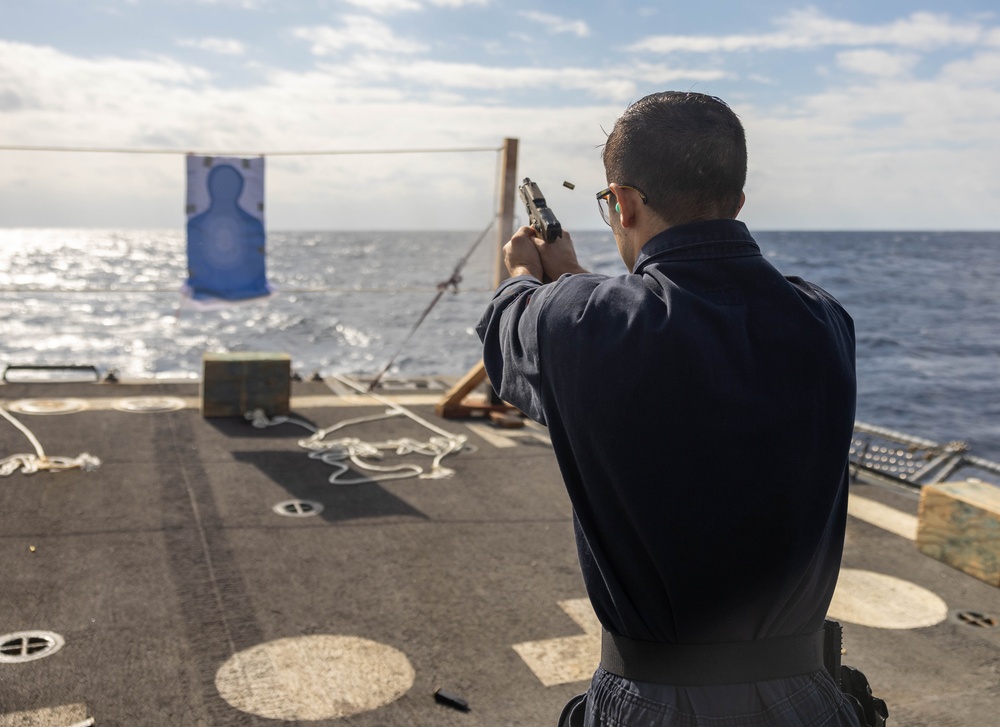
left=850, top=421, right=1000, bottom=488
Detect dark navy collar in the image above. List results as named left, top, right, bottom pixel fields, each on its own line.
left=632, top=219, right=760, bottom=274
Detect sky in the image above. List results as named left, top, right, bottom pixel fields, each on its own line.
left=1, top=0, right=999, bottom=231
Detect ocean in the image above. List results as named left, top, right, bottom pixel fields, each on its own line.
left=1, top=228, right=998, bottom=462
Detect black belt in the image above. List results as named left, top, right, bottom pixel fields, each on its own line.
left=601, top=628, right=826, bottom=686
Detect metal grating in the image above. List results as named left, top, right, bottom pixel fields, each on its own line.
left=952, top=610, right=1000, bottom=630
left=272, top=500, right=324, bottom=517
left=850, top=422, right=1000, bottom=488
left=0, top=631, right=65, bottom=663
left=850, top=437, right=925, bottom=481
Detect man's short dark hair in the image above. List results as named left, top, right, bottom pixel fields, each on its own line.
left=603, top=91, right=747, bottom=223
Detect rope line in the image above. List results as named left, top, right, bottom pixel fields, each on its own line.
left=0, top=406, right=101, bottom=476
left=0, top=144, right=502, bottom=156
left=246, top=374, right=468, bottom=485
left=366, top=215, right=498, bottom=392
left=0, top=286, right=496, bottom=295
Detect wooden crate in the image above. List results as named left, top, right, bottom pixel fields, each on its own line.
left=201, top=352, right=291, bottom=418
left=917, top=480, right=1000, bottom=586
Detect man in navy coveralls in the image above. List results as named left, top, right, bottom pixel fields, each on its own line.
left=477, top=92, right=861, bottom=726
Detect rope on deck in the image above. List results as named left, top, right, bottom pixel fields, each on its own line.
left=245, top=374, right=468, bottom=485
left=0, top=406, right=101, bottom=476
left=366, top=214, right=498, bottom=392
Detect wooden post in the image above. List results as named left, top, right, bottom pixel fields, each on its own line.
left=495, top=137, right=519, bottom=287
left=436, top=138, right=522, bottom=422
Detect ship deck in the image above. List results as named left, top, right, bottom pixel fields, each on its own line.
left=1, top=377, right=998, bottom=726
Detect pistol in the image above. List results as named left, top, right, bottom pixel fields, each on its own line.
left=518, top=178, right=562, bottom=242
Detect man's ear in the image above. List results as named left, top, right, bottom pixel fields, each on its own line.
left=608, top=182, right=637, bottom=229
left=734, top=191, right=746, bottom=218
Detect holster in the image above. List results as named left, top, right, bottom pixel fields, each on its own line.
left=839, top=665, right=889, bottom=727
left=557, top=692, right=586, bottom=727
left=824, top=620, right=889, bottom=727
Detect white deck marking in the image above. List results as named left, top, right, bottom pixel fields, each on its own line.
left=465, top=422, right=518, bottom=448
left=828, top=568, right=948, bottom=629
left=291, top=394, right=442, bottom=408
left=5, top=398, right=88, bottom=415
left=466, top=422, right=552, bottom=449
left=515, top=569, right=950, bottom=688
left=848, top=494, right=918, bottom=540
left=513, top=598, right=600, bottom=686
left=0, top=704, right=89, bottom=727
left=112, top=396, right=186, bottom=412
left=0, top=393, right=444, bottom=412
left=215, top=635, right=414, bottom=720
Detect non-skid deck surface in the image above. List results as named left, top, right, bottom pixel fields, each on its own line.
left=0, top=380, right=998, bottom=726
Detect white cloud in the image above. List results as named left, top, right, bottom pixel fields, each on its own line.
left=871, top=11, right=984, bottom=48
left=343, top=0, right=422, bottom=14
left=0, top=41, right=211, bottom=122
left=836, top=49, right=919, bottom=77
left=739, top=69, right=1000, bottom=228
left=345, top=0, right=489, bottom=8
left=293, top=17, right=429, bottom=55
left=193, top=0, right=268, bottom=8
left=3, top=7, right=1000, bottom=232
left=426, top=0, right=489, bottom=7
left=517, top=11, right=590, bottom=39
left=629, top=9, right=988, bottom=54
left=177, top=37, right=247, bottom=56
left=307, top=55, right=730, bottom=102
left=747, top=73, right=778, bottom=86
left=939, top=51, right=1000, bottom=86
left=0, top=38, right=727, bottom=229
left=0, top=39, right=609, bottom=229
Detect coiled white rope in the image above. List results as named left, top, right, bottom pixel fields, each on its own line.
left=246, top=376, right=468, bottom=485
left=0, top=405, right=101, bottom=476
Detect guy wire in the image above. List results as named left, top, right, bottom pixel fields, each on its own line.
left=366, top=214, right=497, bottom=393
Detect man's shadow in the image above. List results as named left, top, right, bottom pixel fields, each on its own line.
left=232, top=448, right=428, bottom=524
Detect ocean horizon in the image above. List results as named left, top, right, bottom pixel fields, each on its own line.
left=1, top=227, right=998, bottom=462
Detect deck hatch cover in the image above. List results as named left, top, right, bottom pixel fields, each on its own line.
left=113, top=396, right=186, bottom=413
left=273, top=499, right=324, bottom=517
left=7, top=398, right=87, bottom=415
left=952, top=610, right=999, bottom=630
left=0, top=631, right=65, bottom=663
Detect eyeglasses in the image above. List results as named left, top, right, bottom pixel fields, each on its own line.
left=596, top=185, right=648, bottom=225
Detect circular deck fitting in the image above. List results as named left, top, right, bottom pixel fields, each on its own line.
left=215, top=635, right=415, bottom=720
left=0, top=631, right=65, bottom=663
left=272, top=500, right=324, bottom=517
left=7, top=398, right=87, bottom=415
left=951, top=610, right=1000, bottom=630
left=828, top=569, right=948, bottom=630
left=113, top=396, right=186, bottom=413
